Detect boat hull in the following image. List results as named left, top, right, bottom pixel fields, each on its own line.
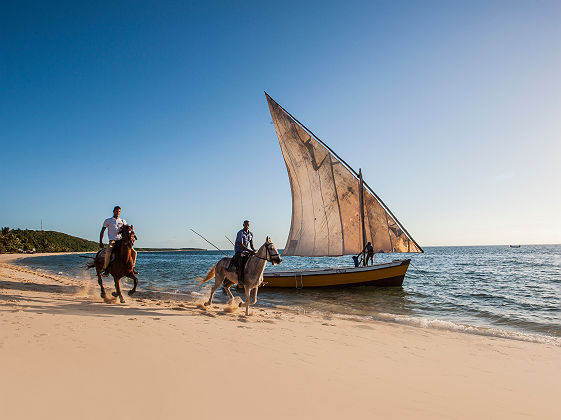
left=262, top=259, right=410, bottom=288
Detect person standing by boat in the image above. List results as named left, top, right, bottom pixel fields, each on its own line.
left=99, top=206, right=137, bottom=276
left=362, top=242, right=375, bottom=266
left=228, top=220, right=255, bottom=284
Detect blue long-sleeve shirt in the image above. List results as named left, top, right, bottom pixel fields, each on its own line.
left=235, top=229, right=253, bottom=253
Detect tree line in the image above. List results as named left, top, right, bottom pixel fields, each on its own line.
left=0, top=227, right=99, bottom=253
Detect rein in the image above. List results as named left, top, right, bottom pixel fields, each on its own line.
left=251, top=242, right=279, bottom=262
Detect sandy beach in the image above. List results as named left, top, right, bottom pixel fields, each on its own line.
left=1, top=253, right=559, bottom=420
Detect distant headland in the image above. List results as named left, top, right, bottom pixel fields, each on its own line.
left=0, top=227, right=205, bottom=253
left=0, top=227, right=98, bottom=253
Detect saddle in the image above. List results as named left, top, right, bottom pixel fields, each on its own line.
left=97, top=247, right=116, bottom=265
left=227, top=253, right=250, bottom=284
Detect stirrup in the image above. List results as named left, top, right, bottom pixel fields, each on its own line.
left=102, top=269, right=109, bottom=276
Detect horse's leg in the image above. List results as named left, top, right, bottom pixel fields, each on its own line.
left=112, top=276, right=125, bottom=303
left=223, top=279, right=235, bottom=304
left=244, top=285, right=250, bottom=316
left=96, top=269, right=106, bottom=299
left=221, top=279, right=232, bottom=296
left=128, top=274, right=138, bottom=296
left=205, top=273, right=224, bottom=306
left=250, top=287, right=258, bottom=305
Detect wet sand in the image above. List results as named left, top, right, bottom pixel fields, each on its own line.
left=1, top=253, right=559, bottom=419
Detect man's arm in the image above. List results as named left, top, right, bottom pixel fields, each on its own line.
left=250, top=238, right=255, bottom=252
left=99, top=227, right=106, bottom=249
left=235, top=232, right=255, bottom=253
left=356, top=244, right=367, bottom=258
left=235, top=241, right=254, bottom=253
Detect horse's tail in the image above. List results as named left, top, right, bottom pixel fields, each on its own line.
left=84, top=251, right=101, bottom=270
left=197, top=264, right=216, bottom=286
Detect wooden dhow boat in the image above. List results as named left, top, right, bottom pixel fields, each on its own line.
left=262, top=93, right=423, bottom=288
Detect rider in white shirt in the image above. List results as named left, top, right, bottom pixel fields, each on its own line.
left=99, top=206, right=137, bottom=275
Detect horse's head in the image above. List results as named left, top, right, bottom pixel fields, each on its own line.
left=119, top=224, right=136, bottom=246
left=263, top=236, right=282, bottom=265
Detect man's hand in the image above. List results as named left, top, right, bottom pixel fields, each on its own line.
left=99, top=242, right=104, bottom=249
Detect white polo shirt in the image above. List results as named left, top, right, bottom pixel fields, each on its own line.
left=103, top=217, right=127, bottom=241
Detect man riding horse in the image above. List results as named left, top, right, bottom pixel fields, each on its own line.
left=227, top=220, right=255, bottom=285
left=89, top=222, right=138, bottom=303
left=99, top=206, right=137, bottom=275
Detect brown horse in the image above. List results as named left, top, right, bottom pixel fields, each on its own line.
left=87, top=225, right=138, bottom=303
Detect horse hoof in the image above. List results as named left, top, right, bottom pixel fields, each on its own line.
left=238, top=302, right=244, bottom=307
left=128, top=289, right=135, bottom=296
left=112, top=292, right=118, bottom=297
left=119, top=297, right=125, bottom=303
left=204, top=302, right=210, bottom=306
left=100, top=292, right=106, bottom=298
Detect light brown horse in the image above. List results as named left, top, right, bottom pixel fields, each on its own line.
left=88, top=225, right=138, bottom=303
left=199, top=237, right=282, bottom=315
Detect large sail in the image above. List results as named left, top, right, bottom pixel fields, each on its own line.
left=266, top=93, right=423, bottom=256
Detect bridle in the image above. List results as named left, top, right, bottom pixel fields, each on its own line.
left=120, top=226, right=135, bottom=248
left=252, top=242, right=280, bottom=262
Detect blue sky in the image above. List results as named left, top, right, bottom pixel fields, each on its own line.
left=1, top=1, right=560, bottom=248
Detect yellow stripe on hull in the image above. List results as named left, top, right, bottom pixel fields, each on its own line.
left=263, top=259, right=410, bottom=288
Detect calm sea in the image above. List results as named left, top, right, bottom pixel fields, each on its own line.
left=15, top=244, right=561, bottom=344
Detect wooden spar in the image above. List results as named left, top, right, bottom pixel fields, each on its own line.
left=190, top=229, right=227, bottom=256
left=265, top=92, right=424, bottom=253
left=358, top=168, right=367, bottom=264
left=225, top=235, right=235, bottom=248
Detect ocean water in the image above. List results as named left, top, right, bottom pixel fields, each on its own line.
left=15, top=244, right=561, bottom=343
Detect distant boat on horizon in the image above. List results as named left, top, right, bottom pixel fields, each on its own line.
left=510, top=245, right=521, bottom=248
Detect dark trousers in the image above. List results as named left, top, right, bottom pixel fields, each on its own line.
left=230, top=252, right=249, bottom=283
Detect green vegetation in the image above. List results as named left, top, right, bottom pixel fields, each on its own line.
left=0, top=227, right=98, bottom=253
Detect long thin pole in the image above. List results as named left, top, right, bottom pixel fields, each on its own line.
left=225, top=235, right=235, bottom=248
left=190, top=229, right=227, bottom=256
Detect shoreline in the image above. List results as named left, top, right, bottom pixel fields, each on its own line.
left=0, top=251, right=89, bottom=262
left=1, top=255, right=560, bottom=419
left=5, top=252, right=560, bottom=346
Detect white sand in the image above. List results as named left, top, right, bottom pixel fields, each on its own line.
left=1, top=253, right=559, bottom=419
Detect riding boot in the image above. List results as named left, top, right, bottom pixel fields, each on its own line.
left=102, top=261, right=111, bottom=276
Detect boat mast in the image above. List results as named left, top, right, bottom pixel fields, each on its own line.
left=359, top=168, right=367, bottom=264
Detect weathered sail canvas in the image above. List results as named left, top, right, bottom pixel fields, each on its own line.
left=266, top=94, right=422, bottom=256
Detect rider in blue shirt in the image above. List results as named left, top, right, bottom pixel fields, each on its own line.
left=229, top=220, right=255, bottom=284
